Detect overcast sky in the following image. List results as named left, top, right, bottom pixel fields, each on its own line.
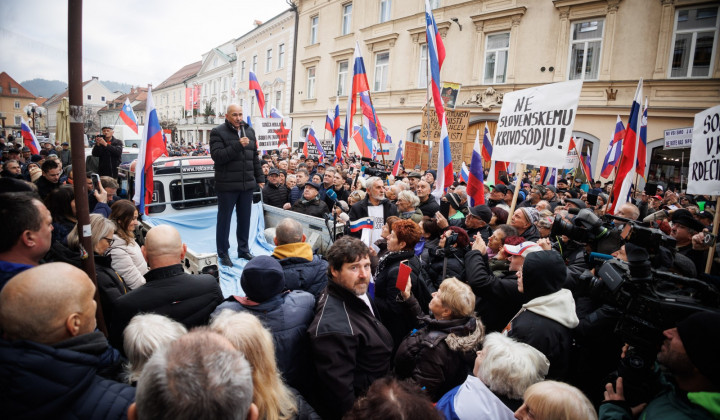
left=1, top=0, right=291, bottom=89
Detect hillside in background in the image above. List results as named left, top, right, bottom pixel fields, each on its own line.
left=20, top=78, right=132, bottom=98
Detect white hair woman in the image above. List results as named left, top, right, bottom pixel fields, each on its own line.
left=122, top=313, right=187, bottom=385
left=436, top=332, right=550, bottom=419
left=211, top=310, right=318, bottom=420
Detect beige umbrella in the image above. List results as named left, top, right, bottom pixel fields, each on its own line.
left=55, top=98, right=70, bottom=147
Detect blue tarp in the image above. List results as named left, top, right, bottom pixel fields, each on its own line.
left=143, top=202, right=274, bottom=297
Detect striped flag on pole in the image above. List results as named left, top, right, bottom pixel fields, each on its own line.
left=425, top=0, right=446, bottom=120
left=133, top=89, right=168, bottom=215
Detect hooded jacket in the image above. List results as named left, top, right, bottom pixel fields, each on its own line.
left=210, top=120, right=264, bottom=192
left=507, top=251, right=579, bottom=380
left=0, top=332, right=135, bottom=419
left=394, top=296, right=484, bottom=402
left=272, top=242, right=328, bottom=298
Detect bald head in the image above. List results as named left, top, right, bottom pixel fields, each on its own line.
left=143, top=225, right=185, bottom=266
left=275, top=218, right=304, bottom=245
left=0, top=263, right=97, bottom=344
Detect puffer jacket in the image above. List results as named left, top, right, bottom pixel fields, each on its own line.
left=94, top=253, right=129, bottom=323
left=210, top=120, right=264, bottom=192
left=212, top=291, right=316, bottom=397
left=0, top=333, right=135, bottom=420
left=108, top=234, right=148, bottom=290
left=272, top=242, right=328, bottom=298
left=290, top=197, right=329, bottom=218
left=262, top=182, right=289, bottom=208
left=394, top=296, right=484, bottom=402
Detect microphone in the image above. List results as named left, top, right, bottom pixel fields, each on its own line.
left=326, top=188, right=338, bottom=202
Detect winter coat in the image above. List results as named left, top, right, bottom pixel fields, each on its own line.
left=0, top=260, right=33, bottom=291
left=425, top=245, right=468, bottom=287
left=464, top=250, right=527, bottom=333
left=92, top=137, right=124, bottom=178
left=262, top=182, right=289, bottom=208
left=51, top=218, right=75, bottom=246
left=272, top=242, right=328, bottom=298
left=394, top=296, right=484, bottom=402
left=347, top=196, right=398, bottom=238
left=290, top=197, right=329, bottom=218
left=399, top=208, right=424, bottom=224
left=108, top=234, right=148, bottom=290
left=109, top=264, right=223, bottom=350
left=308, top=281, right=393, bottom=420
left=0, top=333, right=135, bottom=420
left=418, top=196, right=440, bottom=217
left=519, top=223, right=541, bottom=242
left=94, top=253, right=129, bottom=323
left=210, top=120, right=264, bottom=192
left=34, top=175, right=60, bottom=200
left=289, top=184, right=305, bottom=204
left=213, top=291, right=316, bottom=397
left=436, top=376, right=516, bottom=420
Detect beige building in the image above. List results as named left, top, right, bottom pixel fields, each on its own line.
left=44, top=76, right=119, bottom=138
left=290, top=0, right=720, bottom=185
left=153, top=61, right=202, bottom=145
left=0, top=72, right=40, bottom=136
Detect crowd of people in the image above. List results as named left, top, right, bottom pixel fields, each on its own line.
left=1, top=119, right=719, bottom=420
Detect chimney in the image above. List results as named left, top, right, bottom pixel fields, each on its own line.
left=147, top=84, right=152, bottom=90
left=254, top=20, right=263, bottom=26
left=92, top=76, right=99, bottom=81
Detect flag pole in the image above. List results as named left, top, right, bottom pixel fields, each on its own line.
left=507, top=163, right=525, bottom=217
left=705, top=196, right=720, bottom=274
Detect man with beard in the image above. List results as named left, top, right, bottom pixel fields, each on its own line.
left=347, top=176, right=398, bottom=246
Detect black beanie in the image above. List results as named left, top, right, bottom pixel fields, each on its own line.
left=676, top=311, right=720, bottom=386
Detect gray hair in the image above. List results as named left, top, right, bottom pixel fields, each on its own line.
left=393, top=180, right=409, bottom=191
left=123, top=314, right=187, bottom=384
left=364, top=176, right=382, bottom=190
left=475, top=333, right=549, bottom=400
left=397, top=190, right=419, bottom=208
left=67, top=213, right=115, bottom=252
left=135, top=330, right=254, bottom=420
left=454, top=185, right=467, bottom=202
left=276, top=218, right=304, bottom=245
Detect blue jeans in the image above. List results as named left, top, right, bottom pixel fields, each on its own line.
left=216, top=189, right=253, bottom=257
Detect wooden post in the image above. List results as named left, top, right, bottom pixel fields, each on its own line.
left=704, top=196, right=720, bottom=274
left=508, top=163, right=525, bottom=217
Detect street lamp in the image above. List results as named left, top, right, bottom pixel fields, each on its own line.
left=24, top=102, right=45, bottom=134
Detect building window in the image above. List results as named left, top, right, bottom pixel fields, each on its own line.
left=101, top=96, right=106, bottom=102
left=252, top=55, right=258, bottom=74
left=15, top=116, right=22, bottom=125
left=484, top=32, right=510, bottom=84
left=568, top=19, right=604, bottom=81
left=307, top=67, right=316, bottom=99
left=379, top=0, right=391, bottom=23
left=374, top=51, right=389, bottom=91
left=241, top=60, right=246, bottom=81
left=87, top=94, right=92, bottom=100
left=275, top=91, right=282, bottom=110
left=14, top=101, right=20, bottom=109
left=10, top=87, right=18, bottom=94
left=342, top=3, right=353, bottom=35
left=418, top=44, right=428, bottom=88
left=310, top=15, right=319, bottom=44
left=337, top=60, right=349, bottom=96
left=670, top=6, right=719, bottom=78
left=263, top=91, right=270, bottom=115
left=266, top=48, right=273, bottom=72
left=278, top=44, right=285, bottom=68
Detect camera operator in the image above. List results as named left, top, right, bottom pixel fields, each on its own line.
left=670, top=209, right=708, bottom=277
left=601, top=311, right=720, bottom=420
left=424, top=226, right=471, bottom=287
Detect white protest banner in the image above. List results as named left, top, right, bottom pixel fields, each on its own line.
left=253, top=117, right=292, bottom=151
left=664, top=127, right=693, bottom=150
left=687, top=105, right=720, bottom=195
left=492, top=80, right=582, bottom=168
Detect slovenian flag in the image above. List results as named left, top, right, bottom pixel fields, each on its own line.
left=20, top=118, right=41, bottom=154
left=344, top=42, right=369, bottom=149
left=392, top=139, right=403, bottom=177
left=350, top=217, right=374, bottom=232
left=308, top=127, right=325, bottom=162
left=581, top=153, right=593, bottom=184
left=425, top=0, right=446, bottom=120
left=601, top=116, right=625, bottom=178
left=609, top=79, right=643, bottom=215
left=133, top=89, right=168, bottom=215
left=120, top=98, right=138, bottom=134
left=636, top=98, right=648, bottom=179
left=353, top=125, right=373, bottom=159
left=467, top=128, right=485, bottom=205
left=249, top=71, right=265, bottom=118
left=332, top=97, right=343, bottom=163
left=431, top=115, right=454, bottom=204
left=460, top=162, right=469, bottom=184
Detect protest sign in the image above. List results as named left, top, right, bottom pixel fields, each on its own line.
left=564, top=137, right=584, bottom=169
left=419, top=109, right=469, bottom=143
left=664, top=127, right=693, bottom=149
left=492, top=80, right=582, bottom=168
left=253, top=117, right=292, bottom=151
left=404, top=141, right=429, bottom=171
left=441, top=82, right=461, bottom=110
left=305, top=136, right=334, bottom=157
left=687, top=105, right=720, bottom=195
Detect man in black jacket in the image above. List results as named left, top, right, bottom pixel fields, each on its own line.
left=262, top=168, right=289, bottom=208
left=34, top=158, right=62, bottom=200
left=109, top=225, right=224, bottom=350
left=210, top=104, right=265, bottom=265
left=308, top=237, right=393, bottom=419
left=347, top=176, right=398, bottom=245
left=289, top=181, right=329, bottom=218
left=91, top=126, right=123, bottom=179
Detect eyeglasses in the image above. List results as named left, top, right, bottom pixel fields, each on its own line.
left=102, top=237, right=115, bottom=246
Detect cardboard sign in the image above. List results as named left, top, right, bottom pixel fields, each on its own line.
left=253, top=117, right=292, bottom=151
left=492, top=80, right=582, bottom=168
left=419, top=109, right=469, bottom=143
left=404, top=141, right=430, bottom=171
left=687, top=105, right=720, bottom=195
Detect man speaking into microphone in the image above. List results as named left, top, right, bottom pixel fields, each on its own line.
left=210, top=104, right=265, bottom=267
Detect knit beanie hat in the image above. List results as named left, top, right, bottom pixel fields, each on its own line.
left=520, top=207, right=539, bottom=225
left=240, top=256, right=285, bottom=303
left=676, top=311, right=720, bottom=385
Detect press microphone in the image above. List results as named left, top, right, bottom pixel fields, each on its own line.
left=326, top=188, right=338, bottom=202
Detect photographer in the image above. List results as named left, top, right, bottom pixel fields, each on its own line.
left=670, top=209, right=708, bottom=277
left=424, top=226, right=470, bottom=287
left=91, top=126, right=123, bottom=179
left=601, top=311, right=720, bottom=420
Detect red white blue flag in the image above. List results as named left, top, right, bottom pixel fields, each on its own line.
left=467, top=129, right=485, bottom=206
left=20, top=118, right=41, bottom=154
left=425, top=0, right=446, bottom=120
left=352, top=125, right=373, bottom=159
left=133, top=89, right=168, bottom=215
left=308, top=127, right=325, bottom=163
left=332, top=97, right=343, bottom=163
left=581, top=153, right=593, bottom=184
left=460, top=162, right=469, bottom=184
left=359, top=91, right=386, bottom=144
left=636, top=98, right=648, bottom=179
left=249, top=71, right=265, bottom=118
left=392, top=139, right=403, bottom=177
left=344, top=42, right=369, bottom=149
left=120, top=98, right=138, bottom=134
left=431, top=115, right=454, bottom=204
left=350, top=216, right=374, bottom=232
left=609, top=79, right=643, bottom=215
left=601, top=116, right=625, bottom=178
